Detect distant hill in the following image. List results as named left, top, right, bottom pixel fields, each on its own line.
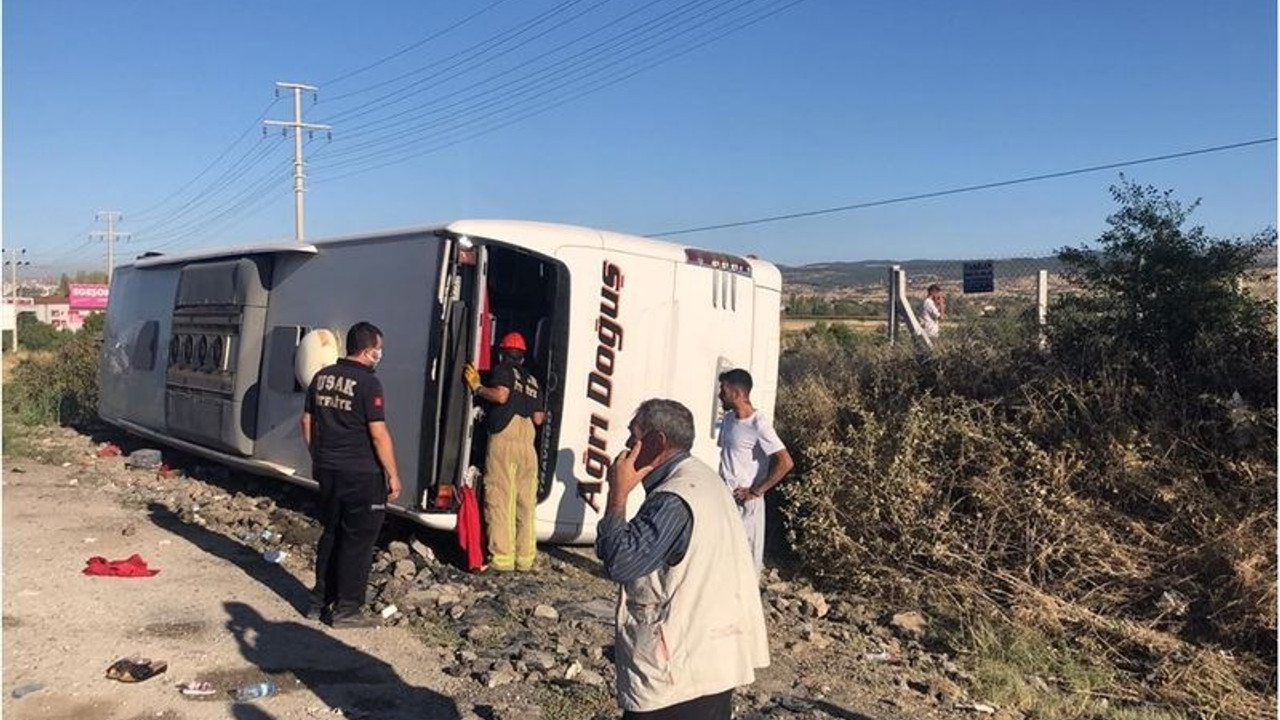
left=779, top=256, right=1066, bottom=290
left=780, top=245, right=1277, bottom=291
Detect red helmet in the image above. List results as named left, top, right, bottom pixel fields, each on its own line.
left=498, top=332, right=527, bottom=352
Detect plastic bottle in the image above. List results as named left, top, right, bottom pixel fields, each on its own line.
left=234, top=681, right=278, bottom=702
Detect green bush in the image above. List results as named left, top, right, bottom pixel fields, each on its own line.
left=1053, top=179, right=1276, bottom=404
left=16, top=314, right=69, bottom=351
left=4, top=323, right=103, bottom=426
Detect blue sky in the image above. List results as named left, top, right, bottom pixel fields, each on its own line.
left=4, top=1, right=1276, bottom=272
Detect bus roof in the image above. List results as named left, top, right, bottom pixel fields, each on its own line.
left=123, top=219, right=780, bottom=289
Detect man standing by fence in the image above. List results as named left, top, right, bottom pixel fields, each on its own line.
left=921, top=284, right=945, bottom=340
left=717, top=368, right=794, bottom=576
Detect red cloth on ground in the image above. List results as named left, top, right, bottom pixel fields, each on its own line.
left=456, top=486, right=484, bottom=571
left=83, top=554, right=160, bottom=577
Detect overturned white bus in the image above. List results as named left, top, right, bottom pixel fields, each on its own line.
left=98, top=220, right=781, bottom=543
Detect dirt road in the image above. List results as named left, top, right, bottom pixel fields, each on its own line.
left=3, top=458, right=468, bottom=720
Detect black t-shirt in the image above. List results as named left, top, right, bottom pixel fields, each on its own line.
left=305, top=358, right=386, bottom=473
left=485, top=359, right=542, bottom=434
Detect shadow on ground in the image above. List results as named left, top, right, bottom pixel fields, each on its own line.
left=146, top=501, right=314, bottom=616
left=226, top=601, right=460, bottom=720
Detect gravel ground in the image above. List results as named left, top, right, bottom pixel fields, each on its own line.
left=3, top=425, right=1008, bottom=720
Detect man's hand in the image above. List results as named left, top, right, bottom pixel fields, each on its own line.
left=463, top=363, right=481, bottom=392
left=606, top=440, right=655, bottom=512
left=387, top=475, right=402, bottom=502
left=733, top=486, right=761, bottom=504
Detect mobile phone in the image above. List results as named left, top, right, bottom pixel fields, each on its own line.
left=632, top=430, right=665, bottom=469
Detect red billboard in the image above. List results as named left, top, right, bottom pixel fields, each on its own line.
left=69, top=283, right=109, bottom=310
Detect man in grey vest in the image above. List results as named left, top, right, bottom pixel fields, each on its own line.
left=596, top=399, right=769, bottom=719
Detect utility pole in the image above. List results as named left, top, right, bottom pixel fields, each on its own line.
left=264, top=82, right=331, bottom=243
left=5, top=247, right=29, bottom=351
left=91, top=211, right=130, bottom=285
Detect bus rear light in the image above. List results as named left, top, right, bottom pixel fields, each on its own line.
left=684, top=248, right=752, bottom=277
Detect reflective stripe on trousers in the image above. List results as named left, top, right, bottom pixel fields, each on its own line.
left=484, top=416, right=538, bottom=571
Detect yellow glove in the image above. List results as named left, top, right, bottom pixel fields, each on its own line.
left=463, top=363, right=481, bottom=392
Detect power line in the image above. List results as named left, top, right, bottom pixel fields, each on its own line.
left=320, top=0, right=514, bottom=88
left=131, top=137, right=289, bottom=239
left=127, top=97, right=283, bottom=223
left=317, top=0, right=606, bottom=125
left=318, top=0, right=733, bottom=154
left=312, top=0, right=802, bottom=181
left=646, top=137, right=1280, bottom=238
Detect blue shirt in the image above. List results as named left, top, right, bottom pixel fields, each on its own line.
left=594, top=452, right=694, bottom=583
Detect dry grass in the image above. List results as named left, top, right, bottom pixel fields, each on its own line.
left=775, top=336, right=1276, bottom=719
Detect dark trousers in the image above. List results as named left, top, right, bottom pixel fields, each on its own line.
left=312, top=468, right=387, bottom=614
left=623, top=690, right=733, bottom=720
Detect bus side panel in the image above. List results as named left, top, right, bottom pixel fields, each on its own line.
left=538, top=247, right=676, bottom=541
left=100, top=265, right=181, bottom=432
left=751, top=285, right=782, bottom=420
left=252, top=234, right=442, bottom=510
left=670, top=264, right=757, bottom=461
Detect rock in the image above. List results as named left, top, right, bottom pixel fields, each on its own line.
left=798, top=591, right=829, bottom=619
left=930, top=676, right=964, bottom=704
left=890, top=610, right=928, bottom=640
left=574, top=669, right=605, bottom=686
left=521, top=650, right=557, bottom=672
left=483, top=669, right=518, bottom=688
left=765, top=580, right=793, bottom=596
left=410, top=539, right=435, bottom=562
left=563, top=660, right=583, bottom=681
left=531, top=604, right=559, bottom=622
left=387, top=541, right=411, bottom=561
left=121, top=523, right=137, bottom=537
left=392, top=559, right=417, bottom=579
left=488, top=701, right=543, bottom=720
left=380, top=577, right=410, bottom=604
left=804, top=631, right=833, bottom=651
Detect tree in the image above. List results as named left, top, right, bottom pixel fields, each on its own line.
left=16, top=314, right=67, bottom=352
left=1051, top=179, right=1276, bottom=401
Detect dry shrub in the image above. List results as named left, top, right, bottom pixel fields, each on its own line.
left=776, top=335, right=1276, bottom=719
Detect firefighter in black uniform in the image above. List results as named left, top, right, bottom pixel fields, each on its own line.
left=464, top=332, right=545, bottom=572
left=301, top=321, right=402, bottom=627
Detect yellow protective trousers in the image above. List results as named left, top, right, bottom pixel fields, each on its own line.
left=483, top=416, right=538, bottom=571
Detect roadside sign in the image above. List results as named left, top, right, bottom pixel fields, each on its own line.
left=69, top=283, right=110, bottom=309
left=963, top=261, right=994, bottom=294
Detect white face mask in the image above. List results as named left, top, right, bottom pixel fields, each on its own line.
left=368, top=348, right=383, bottom=367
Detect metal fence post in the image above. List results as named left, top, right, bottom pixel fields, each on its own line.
left=887, top=265, right=900, bottom=345
left=1037, top=269, right=1049, bottom=349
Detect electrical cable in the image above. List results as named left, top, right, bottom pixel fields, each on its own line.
left=312, top=0, right=802, bottom=181
left=320, top=0, right=514, bottom=89
left=646, top=137, right=1280, bottom=237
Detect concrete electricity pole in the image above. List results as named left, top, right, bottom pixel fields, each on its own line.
left=5, top=247, right=29, bottom=350
left=91, top=211, right=131, bottom=285
left=264, top=82, right=331, bottom=243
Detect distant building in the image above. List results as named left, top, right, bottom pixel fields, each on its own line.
left=31, top=296, right=76, bottom=330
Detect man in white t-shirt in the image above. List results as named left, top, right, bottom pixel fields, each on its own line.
left=921, top=284, right=945, bottom=340
left=717, top=368, right=794, bottom=576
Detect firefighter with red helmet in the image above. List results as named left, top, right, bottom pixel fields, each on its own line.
left=463, top=331, right=545, bottom=571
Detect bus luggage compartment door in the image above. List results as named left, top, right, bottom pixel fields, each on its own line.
left=164, top=257, right=272, bottom=456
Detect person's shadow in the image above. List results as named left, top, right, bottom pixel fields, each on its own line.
left=146, top=501, right=314, bottom=615
left=226, top=601, right=460, bottom=720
